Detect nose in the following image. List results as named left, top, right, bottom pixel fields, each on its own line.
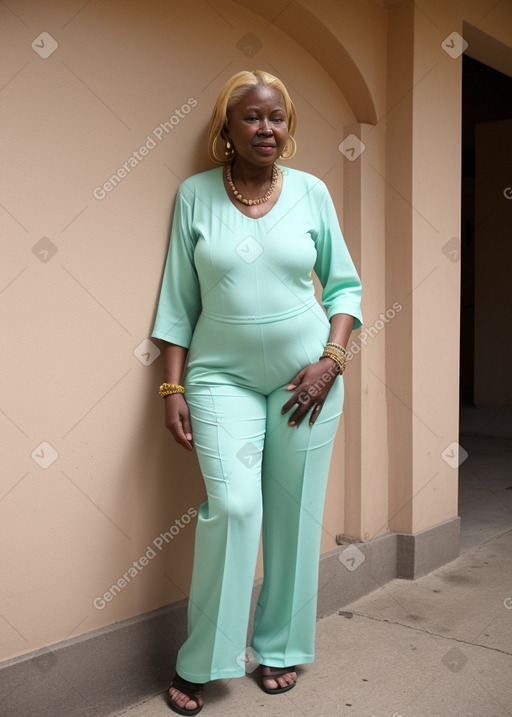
left=258, top=118, right=272, bottom=133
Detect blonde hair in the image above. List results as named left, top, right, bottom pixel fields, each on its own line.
left=207, top=70, right=297, bottom=164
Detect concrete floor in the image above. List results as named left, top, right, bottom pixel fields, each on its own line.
left=458, top=405, right=512, bottom=552
left=110, top=406, right=512, bottom=717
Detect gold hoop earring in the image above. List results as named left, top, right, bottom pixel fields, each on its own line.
left=212, top=136, right=231, bottom=163
left=211, top=136, right=224, bottom=163
left=280, top=136, right=297, bottom=160
left=224, top=139, right=234, bottom=160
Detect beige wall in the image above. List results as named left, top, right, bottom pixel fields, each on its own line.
left=1, top=0, right=511, bottom=663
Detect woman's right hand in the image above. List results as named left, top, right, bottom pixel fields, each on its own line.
left=164, top=393, right=194, bottom=452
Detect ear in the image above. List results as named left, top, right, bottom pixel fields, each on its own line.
left=221, top=123, right=229, bottom=140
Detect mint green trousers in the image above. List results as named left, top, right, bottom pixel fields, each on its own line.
left=176, top=306, right=344, bottom=682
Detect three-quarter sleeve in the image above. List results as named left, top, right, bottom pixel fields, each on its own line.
left=151, top=184, right=201, bottom=348
left=313, top=185, right=363, bottom=329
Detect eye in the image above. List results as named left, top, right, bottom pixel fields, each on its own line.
left=245, top=116, right=259, bottom=122
left=272, top=117, right=285, bottom=123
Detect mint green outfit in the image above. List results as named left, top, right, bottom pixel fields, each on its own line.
left=152, top=165, right=362, bottom=682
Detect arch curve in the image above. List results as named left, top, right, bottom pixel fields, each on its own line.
left=233, top=0, right=378, bottom=125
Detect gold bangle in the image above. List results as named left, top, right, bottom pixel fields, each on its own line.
left=323, top=350, right=346, bottom=366
left=320, top=353, right=344, bottom=375
left=322, top=345, right=346, bottom=361
left=325, top=342, right=347, bottom=356
left=158, top=383, right=185, bottom=398
left=320, top=349, right=347, bottom=375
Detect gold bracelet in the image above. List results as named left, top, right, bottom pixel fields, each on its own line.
left=320, top=348, right=347, bottom=375
left=320, top=353, right=344, bottom=374
left=322, top=348, right=347, bottom=368
left=326, top=344, right=346, bottom=358
left=325, top=341, right=347, bottom=356
left=158, top=383, right=185, bottom=398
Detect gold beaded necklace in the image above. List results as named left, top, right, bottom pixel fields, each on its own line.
left=225, top=163, right=280, bottom=206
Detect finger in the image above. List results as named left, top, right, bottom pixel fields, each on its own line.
left=281, top=389, right=311, bottom=415
left=171, top=420, right=194, bottom=452
left=287, top=408, right=305, bottom=426
left=181, top=421, right=193, bottom=443
left=286, top=401, right=310, bottom=426
left=177, top=433, right=194, bottom=451
left=177, top=419, right=194, bottom=449
left=284, top=368, right=305, bottom=391
left=289, top=400, right=323, bottom=428
left=309, top=403, right=323, bottom=426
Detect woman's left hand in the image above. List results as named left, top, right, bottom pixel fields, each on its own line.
left=281, top=358, right=340, bottom=427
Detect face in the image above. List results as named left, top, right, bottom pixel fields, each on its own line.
left=223, top=84, right=289, bottom=168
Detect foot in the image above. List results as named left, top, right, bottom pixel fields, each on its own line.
left=168, top=672, right=204, bottom=715
left=168, top=687, right=204, bottom=713
left=261, top=665, right=297, bottom=693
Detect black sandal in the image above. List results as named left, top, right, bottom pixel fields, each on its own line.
left=260, top=665, right=297, bottom=694
left=167, top=672, right=204, bottom=715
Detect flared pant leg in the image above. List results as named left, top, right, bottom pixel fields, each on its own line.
left=176, top=376, right=344, bottom=682
left=251, top=378, right=344, bottom=667
left=176, top=385, right=266, bottom=683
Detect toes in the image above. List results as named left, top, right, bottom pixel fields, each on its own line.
left=169, top=687, right=202, bottom=711
left=169, top=687, right=190, bottom=708
left=262, top=668, right=297, bottom=691
left=277, top=672, right=296, bottom=688
left=263, top=677, right=279, bottom=690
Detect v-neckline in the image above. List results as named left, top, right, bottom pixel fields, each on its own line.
left=220, top=165, right=285, bottom=222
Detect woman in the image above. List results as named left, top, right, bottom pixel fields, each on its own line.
left=152, top=70, right=362, bottom=715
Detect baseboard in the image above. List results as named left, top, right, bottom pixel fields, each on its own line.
left=317, top=516, right=461, bottom=618
left=0, top=517, right=460, bottom=717
left=317, top=530, right=399, bottom=618
left=396, top=516, right=461, bottom=579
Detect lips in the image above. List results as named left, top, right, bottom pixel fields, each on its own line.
left=254, top=143, right=276, bottom=148
left=253, top=144, right=276, bottom=156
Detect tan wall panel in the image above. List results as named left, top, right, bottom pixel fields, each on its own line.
left=1, top=0, right=377, bottom=660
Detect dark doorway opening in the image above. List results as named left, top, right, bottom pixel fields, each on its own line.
left=458, top=55, right=512, bottom=553
left=461, top=55, right=512, bottom=406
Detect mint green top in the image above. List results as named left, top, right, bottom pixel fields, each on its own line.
left=152, top=166, right=362, bottom=348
